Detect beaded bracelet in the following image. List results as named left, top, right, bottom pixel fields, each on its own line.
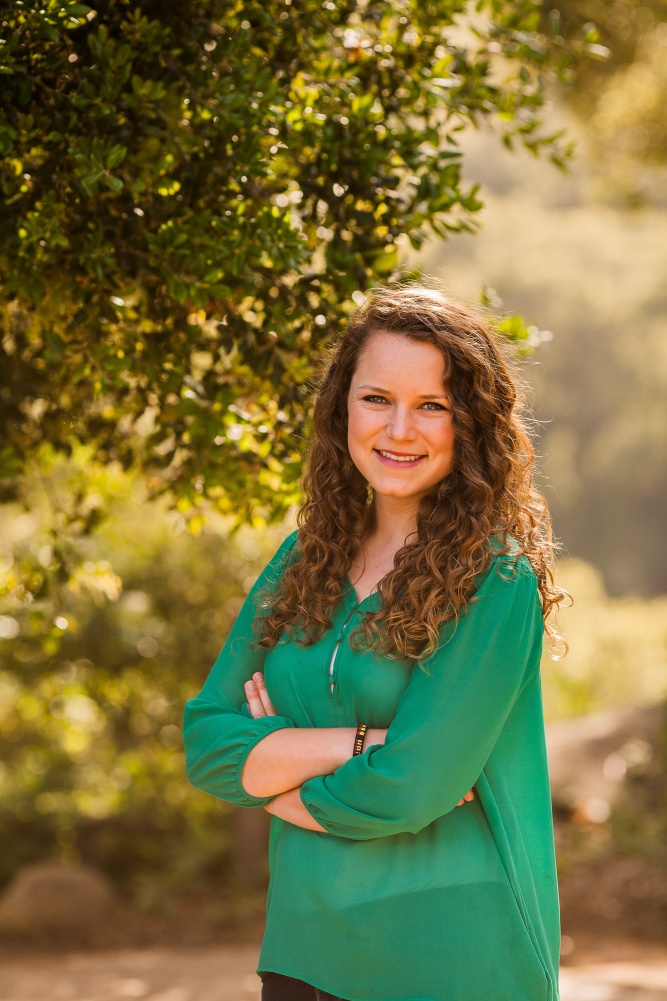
left=353, top=722, right=368, bottom=756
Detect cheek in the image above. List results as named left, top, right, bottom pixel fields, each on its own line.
left=348, top=409, right=376, bottom=445
left=434, top=422, right=455, bottom=461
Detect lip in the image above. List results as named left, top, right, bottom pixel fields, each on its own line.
left=375, top=448, right=422, bottom=457
left=374, top=448, right=427, bottom=469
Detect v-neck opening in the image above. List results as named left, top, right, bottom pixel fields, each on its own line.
left=344, top=575, right=382, bottom=609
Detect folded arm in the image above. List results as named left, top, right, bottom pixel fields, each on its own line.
left=243, top=674, right=473, bottom=831
left=239, top=723, right=388, bottom=798
left=295, top=554, right=544, bottom=840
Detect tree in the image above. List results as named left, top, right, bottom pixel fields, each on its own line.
left=0, top=452, right=292, bottom=902
left=0, top=0, right=591, bottom=503
left=0, top=0, right=594, bottom=634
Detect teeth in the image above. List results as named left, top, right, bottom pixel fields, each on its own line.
left=378, top=450, right=424, bottom=462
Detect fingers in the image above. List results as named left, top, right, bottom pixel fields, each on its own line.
left=244, top=672, right=277, bottom=718
left=244, top=680, right=265, bottom=719
left=455, top=789, right=476, bottom=807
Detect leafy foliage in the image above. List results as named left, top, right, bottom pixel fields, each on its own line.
left=0, top=0, right=591, bottom=522
left=0, top=451, right=291, bottom=895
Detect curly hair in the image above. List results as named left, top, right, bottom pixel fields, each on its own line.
left=251, top=281, right=569, bottom=668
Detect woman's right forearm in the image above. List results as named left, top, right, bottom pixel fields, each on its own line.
left=240, top=726, right=387, bottom=799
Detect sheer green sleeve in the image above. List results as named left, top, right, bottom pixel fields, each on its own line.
left=183, top=529, right=299, bottom=808
left=300, top=554, right=544, bottom=839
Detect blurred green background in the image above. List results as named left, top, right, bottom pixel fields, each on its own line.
left=0, top=0, right=665, bottom=951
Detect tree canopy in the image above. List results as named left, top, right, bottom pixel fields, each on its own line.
left=1, top=0, right=589, bottom=521
left=0, top=0, right=599, bottom=641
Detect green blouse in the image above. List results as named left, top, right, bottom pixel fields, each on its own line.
left=183, top=529, right=561, bottom=1001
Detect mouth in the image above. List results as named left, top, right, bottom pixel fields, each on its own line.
left=374, top=448, right=427, bottom=468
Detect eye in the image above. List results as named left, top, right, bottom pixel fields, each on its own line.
left=361, top=395, right=449, bottom=412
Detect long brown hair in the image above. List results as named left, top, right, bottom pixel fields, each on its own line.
left=252, top=281, right=569, bottom=667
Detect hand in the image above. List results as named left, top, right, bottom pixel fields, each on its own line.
left=456, top=790, right=475, bottom=807
left=244, top=672, right=277, bottom=718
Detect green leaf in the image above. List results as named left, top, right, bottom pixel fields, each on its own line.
left=105, top=174, right=124, bottom=193
left=106, top=146, right=127, bottom=169
left=40, top=24, right=60, bottom=43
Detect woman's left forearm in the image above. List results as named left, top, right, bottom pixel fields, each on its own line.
left=265, top=786, right=329, bottom=833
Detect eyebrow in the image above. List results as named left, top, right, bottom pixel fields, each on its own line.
left=357, top=384, right=450, bottom=400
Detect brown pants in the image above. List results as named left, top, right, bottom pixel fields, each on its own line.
left=261, top=971, right=349, bottom=1001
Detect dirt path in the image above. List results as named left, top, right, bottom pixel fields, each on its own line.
left=1, top=943, right=667, bottom=1001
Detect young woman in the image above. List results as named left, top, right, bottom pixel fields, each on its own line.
left=183, top=283, right=567, bottom=1001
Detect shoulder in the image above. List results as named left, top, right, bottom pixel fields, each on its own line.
left=266, top=528, right=300, bottom=573
left=248, top=529, right=300, bottom=605
left=277, top=527, right=300, bottom=553
left=472, top=536, right=539, bottom=605
left=484, top=532, right=535, bottom=575
left=254, top=528, right=300, bottom=580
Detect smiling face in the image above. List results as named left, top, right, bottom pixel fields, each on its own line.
left=346, top=330, right=455, bottom=512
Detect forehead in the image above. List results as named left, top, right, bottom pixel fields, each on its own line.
left=351, top=330, right=447, bottom=385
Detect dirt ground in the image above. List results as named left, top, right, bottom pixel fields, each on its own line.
left=1, top=939, right=666, bottom=1001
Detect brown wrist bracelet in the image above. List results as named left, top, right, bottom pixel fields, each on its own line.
left=353, top=722, right=368, bottom=756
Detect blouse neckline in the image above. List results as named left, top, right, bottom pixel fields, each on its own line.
left=343, top=574, right=383, bottom=610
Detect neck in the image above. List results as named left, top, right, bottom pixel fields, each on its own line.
left=369, top=494, right=421, bottom=547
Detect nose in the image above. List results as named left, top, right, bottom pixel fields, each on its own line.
left=386, top=404, right=418, bottom=440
